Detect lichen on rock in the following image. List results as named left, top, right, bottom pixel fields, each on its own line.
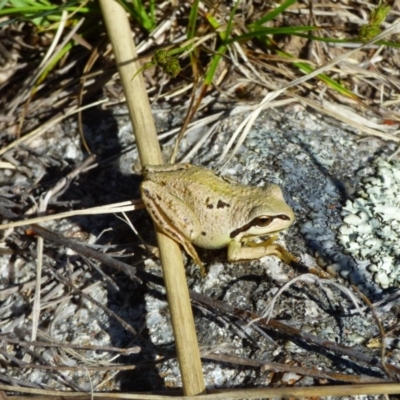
left=338, top=158, right=400, bottom=288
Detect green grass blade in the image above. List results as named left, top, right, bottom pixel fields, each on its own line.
left=36, top=40, right=74, bottom=86
left=226, top=25, right=319, bottom=44
left=117, top=0, right=155, bottom=31
left=291, top=32, right=400, bottom=48
left=273, top=47, right=359, bottom=100
left=250, top=0, right=298, bottom=27
left=204, top=0, right=240, bottom=85
left=187, top=0, right=199, bottom=41
left=0, top=2, right=90, bottom=18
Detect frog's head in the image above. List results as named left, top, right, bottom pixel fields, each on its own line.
left=230, top=184, right=294, bottom=241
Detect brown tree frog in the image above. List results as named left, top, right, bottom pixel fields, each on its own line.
left=141, top=164, right=296, bottom=274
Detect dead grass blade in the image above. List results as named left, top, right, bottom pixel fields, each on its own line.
left=218, top=19, right=400, bottom=166
left=0, top=100, right=107, bottom=157
left=98, top=0, right=205, bottom=394
left=8, top=17, right=85, bottom=119
left=0, top=382, right=400, bottom=399
left=252, top=273, right=365, bottom=325
left=0, top=200, right=144, bottom=230
left=298, top=95, right=400, bottom=142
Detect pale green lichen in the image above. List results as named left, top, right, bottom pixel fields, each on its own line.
left=338, top=158, right=400, bottom=288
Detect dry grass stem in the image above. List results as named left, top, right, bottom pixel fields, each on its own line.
left=218, top=20, right=400, bottom=165
left=0, top=200, right=144, bottom=230
left=251, top=273, right=365, bottom=325
left=98, top=0, right=205, bottom=394
left=0, top=99, right=107, bottom=157
left=0, top=382, right=400, bottom=399
left=8, top=18, right=85, bottom=117
left=298, top=95, right=400, bottom=141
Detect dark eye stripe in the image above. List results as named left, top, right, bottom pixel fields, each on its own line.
left=229, top=214, right=290, bottom=239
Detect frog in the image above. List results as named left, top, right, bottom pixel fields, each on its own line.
left=140, top=163, right=296, bottom=275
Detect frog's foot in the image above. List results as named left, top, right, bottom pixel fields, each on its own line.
left=264, top=242, right=299, bottom=265
left=228, top=234, right=299, bottom=265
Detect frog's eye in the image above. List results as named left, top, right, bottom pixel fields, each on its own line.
left=252, top=216, right=273, bottom=227
left=230, top=214, right=291, bottom=239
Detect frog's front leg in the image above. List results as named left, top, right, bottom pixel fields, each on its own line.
left=140, top=180, right=205, bottom=273
left=227, top=235, right=298, bottom=264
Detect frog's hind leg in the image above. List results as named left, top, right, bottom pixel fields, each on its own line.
left=157, top=226, right=206, bottom=275
left=156, top=223, right=206, bottom=275
left=141, top=180, right=205, bottom=273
